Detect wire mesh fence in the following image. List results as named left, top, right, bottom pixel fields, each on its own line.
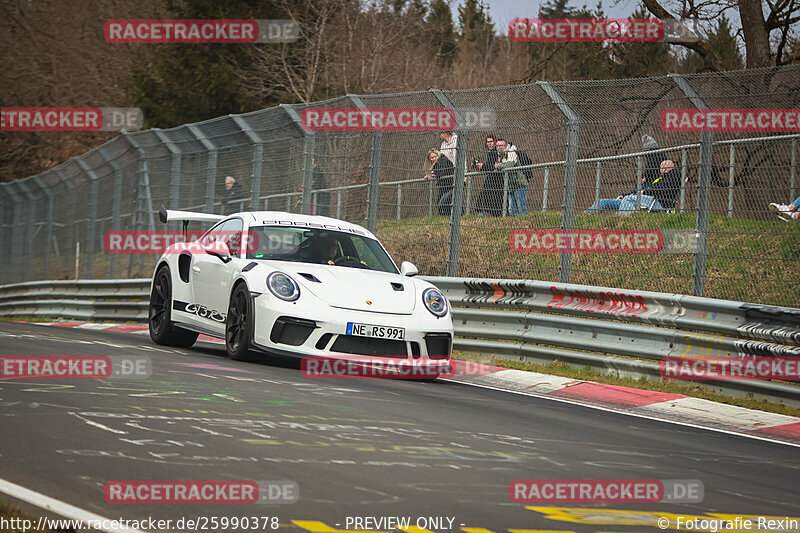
left=1, top=65, right=798, bottom=307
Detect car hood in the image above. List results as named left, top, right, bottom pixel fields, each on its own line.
left=281, top=264, right=417, bottom=314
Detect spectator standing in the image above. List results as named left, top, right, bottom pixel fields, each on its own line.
left=496, top=139, right=527, bottom=215
left=474, top=134, right=502, bottom=216
left=221, top=176, right=244, bottom=215
left=424, top=149, right=456, bottom=216
left=439, top=131, right=457, bottom=165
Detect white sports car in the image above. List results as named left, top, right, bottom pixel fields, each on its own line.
left=148, top=208, right=453, bottom=371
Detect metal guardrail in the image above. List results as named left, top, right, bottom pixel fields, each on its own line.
left=0, top=279, right=150, bottom=322
left=1, top=277, right=799, bottom=406
left=425, top=276, right=800, bottom=406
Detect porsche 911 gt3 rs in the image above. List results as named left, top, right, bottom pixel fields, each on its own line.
left=148, top=208, right=453, bottom=371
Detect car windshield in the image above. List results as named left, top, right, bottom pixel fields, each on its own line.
left=245, top=226, right=398, bottom=274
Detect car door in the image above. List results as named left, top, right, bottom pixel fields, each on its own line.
left=191, top=218, right=242, bottom=333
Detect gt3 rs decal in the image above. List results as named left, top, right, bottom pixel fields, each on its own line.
left=173, top=300, right=227, bottom=322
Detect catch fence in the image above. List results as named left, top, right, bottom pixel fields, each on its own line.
left=1, top=65, right=798, bottom=306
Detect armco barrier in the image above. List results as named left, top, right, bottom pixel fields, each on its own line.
left=425, top=276, right=800, bottom=406
left=1, top=277, right=799, bottom=405
left=0, top=279, right=150, bottom=322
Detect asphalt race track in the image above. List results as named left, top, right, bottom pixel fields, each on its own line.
left=1, top=320, right=799, bottom=533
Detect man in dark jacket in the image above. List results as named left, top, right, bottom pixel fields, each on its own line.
left=474, top=134, right=502, bottom=216
left=221, top=176, right=244, bottom=215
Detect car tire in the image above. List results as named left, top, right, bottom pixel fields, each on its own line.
left=226, top=283, right=257, bottom=362
left=149, top=266, right=199, bottom=348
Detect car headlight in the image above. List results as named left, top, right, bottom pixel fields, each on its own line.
left=267, top=272, right=300, bottom=301
left=422, top=287, right=448, bottom=317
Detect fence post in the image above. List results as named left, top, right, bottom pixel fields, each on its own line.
left=542, top=166, right=550, bottom=211
left=76, top=159, right=100, bottom=279
left=186, top=125, right=218, bottom=214
left=349, top=95, right=383, bottom=233
left=428, top=179, right=434, bottom=217
left=232, top=116, right=264, bottom=211
left=396, top=185, right=402, bottom=219
left=430, top=89, right=468, bottom=277
left=728, top=144, right=736, bottom=217
left=594, top=161, right=602, bottom=209
left=539, top=81, right=580, bottom=284
left=2, top=183, right=24, bottom=283
left=502, top=172, right=509, bottom=216
left=15, top=181, right=38, bottom=282
left=0, top=185, right=10, bottom=282
left=32, top=175, right=54, bottom=281
left=671, top=73, right=712, bottom=297
left=635, top=155, right=643, bottom=209
left=680, top=149, right=688, bottom=213
left=280, top=104, right=315, bottom=215
left=98, top=147, right=123, bottom=278
left=56, top=169, right=77, bottom=280
left=153, top=129, right=182, bottom=212
left=790, top=138, right=797, bottom=201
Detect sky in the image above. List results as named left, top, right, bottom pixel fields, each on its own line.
left=452, top=0, right=743, bottom=38
left=454, top=0, right=650, bottom=32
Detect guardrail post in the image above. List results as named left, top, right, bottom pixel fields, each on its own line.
left=153, top=130, right=182, bottom=212
left=76, top=159, right=100, bottom=279
left=348, top=95, right=383, bottom=232
left=32, top=175, right=55, bottom=280
left=232, top=115, right=265, bottom=211
left=280, top=104, right=315, bottom=215
left=539, top=81, right=580, bottom=283
left=671, top=73, right=712, bottom=297
left=186, top=125, right=218, bottom=215
left=430, top=88, right=468, bottom=277
left=98, top=147, right=123, bottom=278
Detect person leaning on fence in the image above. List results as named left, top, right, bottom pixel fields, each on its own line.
left=496, top=139, right=527, bottom=216
left=474, top=133, right=502, bottom=217
left=424, top=149, right=456, bottom=216
left=769, top=196, right=800, bottom=221
left=220, top=176, right=244, bottom=215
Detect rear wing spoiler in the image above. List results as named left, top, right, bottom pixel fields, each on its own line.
left=159, top=205, right=225, bottom=224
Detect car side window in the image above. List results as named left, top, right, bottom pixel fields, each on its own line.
left=200, top=218, right=243, bottom=256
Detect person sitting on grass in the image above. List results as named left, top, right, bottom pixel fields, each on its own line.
left=769, top=197, right=800, bottom=221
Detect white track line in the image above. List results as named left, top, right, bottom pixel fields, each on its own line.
left=0, top=477, right=145, bottom=533
left=442, top=378, right=800, bottom=449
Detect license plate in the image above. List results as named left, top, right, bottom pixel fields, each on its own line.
left=346, top=322, right=405, bottom=340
